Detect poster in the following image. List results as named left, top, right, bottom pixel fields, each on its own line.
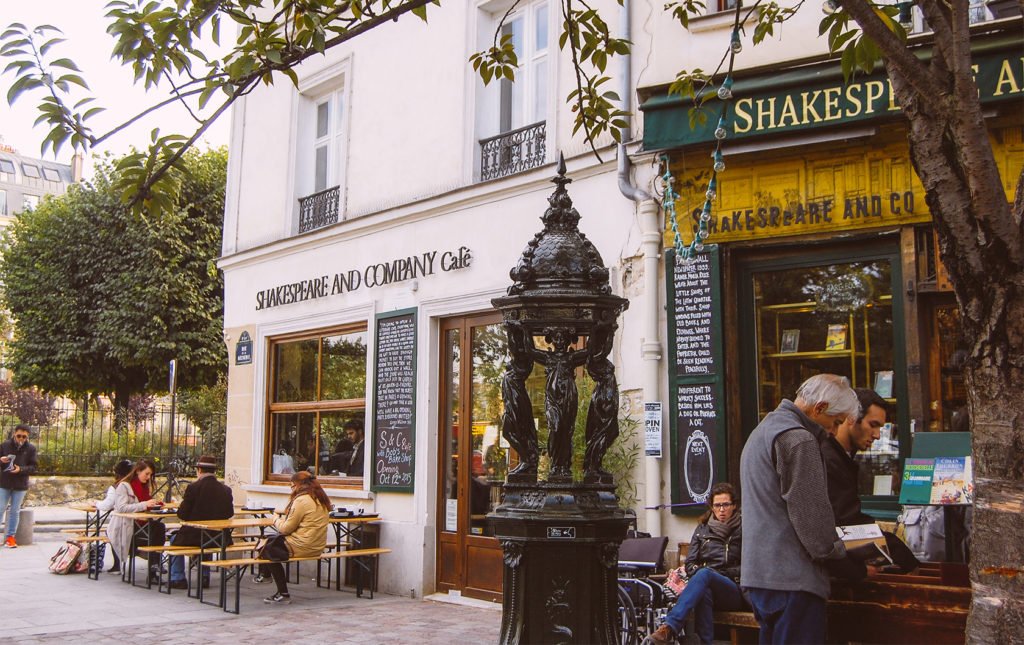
left=644, top=402, right=663, bottom=457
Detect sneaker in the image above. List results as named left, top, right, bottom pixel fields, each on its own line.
left=253, top=574, right=271, bottom=584
left=264, top=592, right=291, bottom=604
left=649, top=624, right=677, bottom=645
left=5, top=536, right=16, bottom=548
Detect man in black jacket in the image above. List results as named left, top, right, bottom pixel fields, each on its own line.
left=168, top=455, right=234, bottom=588
left=1, top=425, right=38, bottom=548
left=822, top=388, right=919, bottom=576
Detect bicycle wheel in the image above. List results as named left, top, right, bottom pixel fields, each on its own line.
left=617, top=584, right=639, bottom=645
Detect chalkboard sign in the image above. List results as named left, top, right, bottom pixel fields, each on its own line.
left=666, top=247, right=727, bottom=512
left=371, top=308, right=417, bottom=493
left=671, top=253, right=715, bottom=376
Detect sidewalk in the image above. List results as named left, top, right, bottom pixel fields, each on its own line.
left=1, top=531, right=500, bottom=643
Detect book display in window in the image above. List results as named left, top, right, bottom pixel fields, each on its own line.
left=825, top=324, right=848, bottom=351
left=874, top=370, right=894, bottom=398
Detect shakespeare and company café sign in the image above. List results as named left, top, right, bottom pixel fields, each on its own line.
left=254, top=246, right=472, bottom=310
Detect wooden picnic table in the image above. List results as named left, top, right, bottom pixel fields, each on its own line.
left=69, top=503, right=110, bottom=579
left=180, top=517, right=275, bottom=607
left=112, top=509, right=181, bottom=588
left=328, top=516, right=381, bottom=591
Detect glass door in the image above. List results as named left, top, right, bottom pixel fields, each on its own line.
left=436, top=312, right=510, bottom=601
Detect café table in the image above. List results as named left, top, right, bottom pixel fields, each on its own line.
left=180, top=517, right=275, bottom=607
left=112, top=509, right=180, bottom=589
left=68, top=502, right=112, bottom=580
left=327, top=515, right=381, bottom=592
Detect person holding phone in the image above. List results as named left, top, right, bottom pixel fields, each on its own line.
left=0, top=425, right=38, bottom=548
left=107, top=459, right=166, bottom=583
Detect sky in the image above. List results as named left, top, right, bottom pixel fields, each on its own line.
left=0, top=1, right=230, bottom=167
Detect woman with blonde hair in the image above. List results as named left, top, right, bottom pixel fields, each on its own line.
left=257, top=471, right=330, bottom=604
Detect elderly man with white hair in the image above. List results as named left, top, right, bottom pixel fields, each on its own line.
left=739, top=373, right=860, bottom=644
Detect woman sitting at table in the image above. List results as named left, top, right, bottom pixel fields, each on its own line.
left=256, top=470, right=330, bottom=604
left=106, top=459, right=166, bottom=584
left=650, top=482, right=745, bottom=645
left=94, top=458, right=133, bottom=573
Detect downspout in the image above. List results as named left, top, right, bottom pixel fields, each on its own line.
left=616, top=0, right=665, bottom=539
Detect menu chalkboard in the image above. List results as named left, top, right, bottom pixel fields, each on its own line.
left=371, top=309, right=417, bottom=493
left=666, top=247, right=726, bottom=511
left=671, top=252, right=715, bottom=376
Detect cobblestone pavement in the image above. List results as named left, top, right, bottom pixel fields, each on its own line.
left=3, top=532, right=500, bottom=644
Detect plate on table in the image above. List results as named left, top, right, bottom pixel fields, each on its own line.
left=329, top=511, right=354, bottom=518
left=240, top=507, right=274, bottom=512
left=150, top=508, right=177, bottom=515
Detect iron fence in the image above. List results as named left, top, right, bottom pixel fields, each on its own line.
left=480, top=121, right=547, bottom=181
left=1, top=400, right=226, bottom=476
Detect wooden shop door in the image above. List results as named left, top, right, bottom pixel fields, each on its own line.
left=436, top=312, right=508, bottom=602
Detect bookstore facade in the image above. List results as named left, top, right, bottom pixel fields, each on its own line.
left=641, top=30, right=1022, bottom=519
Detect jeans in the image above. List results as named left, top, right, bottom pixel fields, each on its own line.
left=170, top=554, right=211, bottom=584
left=663, top=568, right=744, bottom=644
left=0, top=487, right=27, bottom=539
left=745, top=587, right=827, bottom=645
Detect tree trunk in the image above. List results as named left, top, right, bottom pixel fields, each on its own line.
left=884, top=57, right=1024, bottom=645
left=112, top=385, right=131, bottom=434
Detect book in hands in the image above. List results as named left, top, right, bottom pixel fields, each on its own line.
left=837, top=523, right=892, bottom=565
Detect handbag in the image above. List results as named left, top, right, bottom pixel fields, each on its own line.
left=665, top=566, right=688, bottom=595
left=48, top=541, right=89, bottom=574
left=256, top=534, right=290, bottom=562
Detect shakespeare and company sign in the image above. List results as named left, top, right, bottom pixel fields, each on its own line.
left=254, top=246, right=472, bottom=311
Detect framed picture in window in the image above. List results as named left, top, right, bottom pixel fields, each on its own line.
left=780, top=329, right=800, bottom=354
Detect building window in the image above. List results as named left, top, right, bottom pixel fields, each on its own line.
left=0, top=159, right=14, bottom=176
left=295, top=77, right=347, bottom=234
left=23, top=194, right=39, bottom=211
left=478, top=1, right=550, bottom=181
left=21, top=164, right=40, bottom=179
left=266, top=326, right=367, bottom=485
left=0, top=190, right=6, bottom=216
left=715, top=0, right=738, bottom=12
left=42, top=167, right=61, bottom=182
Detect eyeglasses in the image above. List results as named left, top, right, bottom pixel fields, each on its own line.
left=712, top=502, right=734, bottom=509
left=14, top=435, right=28, bottom=440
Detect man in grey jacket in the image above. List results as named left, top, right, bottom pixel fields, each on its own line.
left=740, top=374, right=859, bottom=644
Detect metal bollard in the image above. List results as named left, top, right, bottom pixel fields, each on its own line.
left=15, top=507, right=34, bottom=545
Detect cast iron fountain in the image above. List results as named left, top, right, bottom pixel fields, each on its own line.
left=490, top=154, right=631, bottom=644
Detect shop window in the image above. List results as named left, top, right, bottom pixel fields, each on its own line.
left=21, top=163, right=40, bottom=179
left=267, top=326, right=367, bottom=485
left=751, top=258, right=902, bottom=496
left=927, top=302, right=968, bottom=432
left=42, top=167, right=61, bottom=182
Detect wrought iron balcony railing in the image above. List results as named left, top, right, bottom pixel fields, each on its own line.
left=480, top=121, right=547, bottom=182
left=298, top=185, right=340, bottom=234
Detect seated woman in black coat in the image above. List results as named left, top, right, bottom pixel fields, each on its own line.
left=650, top=483, right=745, bottom=645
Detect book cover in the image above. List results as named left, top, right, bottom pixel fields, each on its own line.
left=825, top=324, right=848, bottom=351
left=873, top=370, right=894, bottom=398
left=898, top=458, right=935, bottom=504
left=930, top=457, right=969, bottom=505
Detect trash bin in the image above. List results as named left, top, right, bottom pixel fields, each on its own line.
left=15, top=507, right=34, bottom=546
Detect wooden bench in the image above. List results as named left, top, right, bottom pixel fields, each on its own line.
left=136, top=542, right=260, bottom=595
left=203, top=547, right=392, bottom=614
left=710, top=569, right=970, bottom=645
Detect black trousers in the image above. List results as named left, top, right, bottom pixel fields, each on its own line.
left=258, top=562, right=288, bottom=594
left=132, top=521, right=167, bottom=569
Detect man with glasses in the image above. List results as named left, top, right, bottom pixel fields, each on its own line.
left=1, top=424, right=38, bottom=548
left=740, top=374, right=859, bottom=643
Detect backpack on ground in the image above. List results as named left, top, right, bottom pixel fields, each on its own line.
left=48, top=540, right=89, bottom=574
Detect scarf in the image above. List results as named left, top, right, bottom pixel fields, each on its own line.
left=707, top=510, right=741, bottom=540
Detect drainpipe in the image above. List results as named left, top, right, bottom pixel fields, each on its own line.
left=616, top=0, right=665, bottom=539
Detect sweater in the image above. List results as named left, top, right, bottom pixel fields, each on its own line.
left=740, top=399, right=846, bottom=600
left=274, top=494, right=328, bottom=558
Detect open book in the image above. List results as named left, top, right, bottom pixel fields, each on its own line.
left=837, top=523, right=893, bottom=565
